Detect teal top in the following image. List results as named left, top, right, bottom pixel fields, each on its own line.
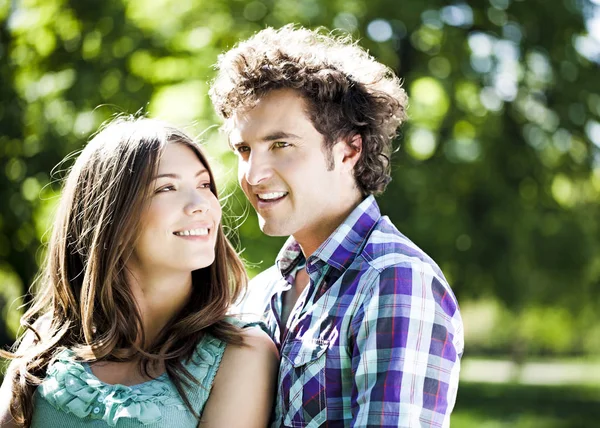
left=30, top=325, right=235, bottom=428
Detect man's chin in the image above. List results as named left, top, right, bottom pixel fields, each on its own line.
left=258, top=219, right=290, bottom=237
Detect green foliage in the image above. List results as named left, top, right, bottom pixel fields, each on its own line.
left=461, top=299, right=600, bottom=357
left=453, top=382, right=600, bottom=427
left=0, top=0, right=599, bottom=360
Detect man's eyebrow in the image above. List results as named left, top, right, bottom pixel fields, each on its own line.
left=153, top=169, right=209, bottom=180
left=262, top=131, right=301, bottom=141
left=230, top=131, right=301, bottom=148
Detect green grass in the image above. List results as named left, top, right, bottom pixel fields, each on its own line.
left=453, top=382, right=600, bottom=428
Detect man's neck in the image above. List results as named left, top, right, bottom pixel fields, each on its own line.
left=293, top=195, right=363, bottom=258
left=279, top=192, right=364, bottom=333
left=281, top=267, right=310, bottom=334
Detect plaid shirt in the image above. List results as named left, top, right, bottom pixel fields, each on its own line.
left=235, top=196, right=464, bottom=427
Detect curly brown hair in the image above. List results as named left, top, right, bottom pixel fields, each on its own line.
left=209, top=24, right=408, bottom=195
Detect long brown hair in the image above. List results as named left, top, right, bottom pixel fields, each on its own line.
left=1, top=116, right=247, bottom=426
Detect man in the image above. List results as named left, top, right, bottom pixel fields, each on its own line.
left=209, top=25, right=464, bottom=428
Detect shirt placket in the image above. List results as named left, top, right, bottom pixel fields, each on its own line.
left=268, top=278, right=290, bottom=348
left=281, top=263, right=330, bottom=345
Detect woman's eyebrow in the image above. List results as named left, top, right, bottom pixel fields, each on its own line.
left=152, top=169, right=209, bottom=180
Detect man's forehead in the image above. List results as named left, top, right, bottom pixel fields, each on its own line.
left=230, top=112, right=293, bottom=141
left=227, top=89, right=315, bottom=144
left=234, top=89, right=308, bottom=117
left=228, top=112, right=258, bottom=143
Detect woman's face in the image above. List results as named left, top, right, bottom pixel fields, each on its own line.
left=128, top=143, right=222, bottom=276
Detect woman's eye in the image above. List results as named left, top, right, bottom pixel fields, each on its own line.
left=156, top=185, right=175, bottom=193
left=198, top=182, right=212, bottom=189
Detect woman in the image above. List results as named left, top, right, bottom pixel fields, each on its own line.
left=0, top=117, right=278, bottom=427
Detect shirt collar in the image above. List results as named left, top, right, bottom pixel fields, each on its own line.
left=275, top=236, right=303, bottom=280
left=275, top=195, right=381, bottom=277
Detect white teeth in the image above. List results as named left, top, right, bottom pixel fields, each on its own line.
left=174, top=228, right=209, bottom=236
left=258, top=192, right=287, bottom=201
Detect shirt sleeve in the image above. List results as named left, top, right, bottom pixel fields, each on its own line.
left=230, top=266, right=281, bottom=321
left=349, top=262, right=464, bottom=428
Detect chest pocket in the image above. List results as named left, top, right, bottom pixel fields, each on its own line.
left=279, top=338, right=328, bottom=427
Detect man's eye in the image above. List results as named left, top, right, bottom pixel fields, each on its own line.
left=273, top=141, right=289, bottom=149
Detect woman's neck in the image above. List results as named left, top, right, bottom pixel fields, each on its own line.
left=125, top=267, right=193, bottom=347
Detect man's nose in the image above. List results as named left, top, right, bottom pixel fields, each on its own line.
left=242, top=152, right=273, bottom=186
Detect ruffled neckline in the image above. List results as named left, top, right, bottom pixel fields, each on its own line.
left=81, top=363, right=169, bottom=389
left=39, top=333, right=224, bottom=426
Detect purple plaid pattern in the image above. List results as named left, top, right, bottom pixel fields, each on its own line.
left=235, top=196, right=464, bottom=427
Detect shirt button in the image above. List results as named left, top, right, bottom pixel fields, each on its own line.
left=93, top=407, right=100, bottom=414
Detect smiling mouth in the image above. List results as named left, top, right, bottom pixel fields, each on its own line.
left=256, top=192, right=288, bottom=203
left=173, top=228, right=210, bottom=237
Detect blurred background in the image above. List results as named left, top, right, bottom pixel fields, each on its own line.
left=1, top=0, right=599, bottom=426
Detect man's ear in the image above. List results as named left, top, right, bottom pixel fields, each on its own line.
left=338, top=134, right=362, bottom=169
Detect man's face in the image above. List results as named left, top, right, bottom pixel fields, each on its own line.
left=229, top=89, right=358, bottom=252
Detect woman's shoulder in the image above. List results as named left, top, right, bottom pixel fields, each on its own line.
left=237, top=324, right=277, bottom=352
left=221, top=317, right=277, bottom=358
left=192, top=318, right=276, bottom=370
left=216, top=324, right=278, bottom=388
left=222, top=315, right=261, bottom=329
left=198, top=321, right=278, bottom=427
